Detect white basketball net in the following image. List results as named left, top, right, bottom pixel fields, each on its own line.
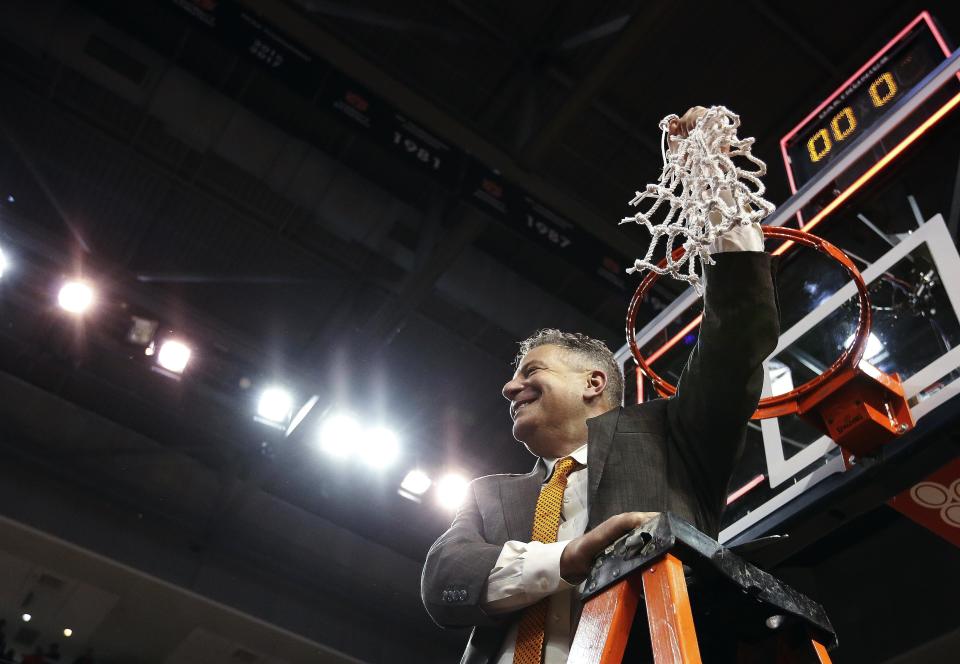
left=620, top=106, right=775, bottom=293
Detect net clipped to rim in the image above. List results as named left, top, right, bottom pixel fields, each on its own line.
left=620, top=106, right=776, bottom=293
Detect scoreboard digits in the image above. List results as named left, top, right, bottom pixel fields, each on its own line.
left=782, top=13, right=953, bottom=190
left=806, top=73, right=896, bottom=163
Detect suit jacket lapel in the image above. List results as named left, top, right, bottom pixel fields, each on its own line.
left=499, top=406, right=622, bottom=542
left=501, top=462, right=545, bottom=542
left=587, top=407, right=621, bottom=526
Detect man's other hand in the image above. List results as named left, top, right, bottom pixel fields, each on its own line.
left=559, top=512, right=659, bottom=584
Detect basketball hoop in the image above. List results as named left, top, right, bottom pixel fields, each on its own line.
left=625, top=225, right=915, bottom=459
left=622, top=106, right=913, bottom=459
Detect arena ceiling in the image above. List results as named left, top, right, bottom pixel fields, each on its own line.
left=0, top=1, right=958, bottom=662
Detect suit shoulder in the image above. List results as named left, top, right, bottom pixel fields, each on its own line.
left=617, top=398, right=671, bottom=432
left=621, top=397, right=670, bottom=416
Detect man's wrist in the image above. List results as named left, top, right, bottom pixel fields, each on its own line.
left=521, top=540, right=574, bottom=595
left=559, top=539, right=586, bottom=585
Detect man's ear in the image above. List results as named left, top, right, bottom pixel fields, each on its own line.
left=584, top=369, right=608, bottom=403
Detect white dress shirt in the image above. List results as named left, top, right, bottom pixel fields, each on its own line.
left=480, top=222, right=763, bottom=663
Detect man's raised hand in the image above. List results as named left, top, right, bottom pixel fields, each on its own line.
left=668, top=106, right=708, bottom=139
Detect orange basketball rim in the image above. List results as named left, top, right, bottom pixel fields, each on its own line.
left=626, top=226, right=873, bottom=421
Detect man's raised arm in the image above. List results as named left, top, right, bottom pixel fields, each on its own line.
left=667, top=248, right=780, bottom=526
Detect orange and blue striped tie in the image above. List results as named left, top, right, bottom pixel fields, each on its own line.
left=512, top=456, right=578, bottom=664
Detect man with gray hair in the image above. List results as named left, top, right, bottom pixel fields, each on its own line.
left=514, top=329, right=626, bottom=409
left=421, top=109, right=780, bottom=664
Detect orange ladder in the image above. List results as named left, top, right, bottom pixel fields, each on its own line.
left=568, top=514, right=836, bottom=664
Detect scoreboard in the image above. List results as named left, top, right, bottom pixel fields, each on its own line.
left=780, top=12, right=955, bottom=194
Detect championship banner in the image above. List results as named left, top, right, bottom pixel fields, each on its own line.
left=137, top=0, right=633, bottom=292
left=169, top=0, right=326, bottom=96
left=461, top=160, right=627, bottom=291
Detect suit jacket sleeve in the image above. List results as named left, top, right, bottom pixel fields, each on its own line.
left=421, top=479, right=506, bottom=628
left=666, top=251, right=779, bottom=532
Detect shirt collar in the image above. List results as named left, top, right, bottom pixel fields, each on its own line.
left=542, top=443, right=588, bottom=481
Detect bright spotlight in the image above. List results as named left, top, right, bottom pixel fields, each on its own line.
left=63, top=628, right=73, bottom=638
left=436, top=473, right=469, bottom=510
left=0, top=245, right=8, bottom=278
left=21, top=613, right=31, bottom=622
left=57, top=280, right=94, bottom=314
left=156, top=339, right=192, bottom=374
left=257, top=387, right=294, bottom=424
left=358, top=427, right=400, bottom=469
left=400, top=469, right=432, bottom=496
left=319, top=413, right=360, bottom=458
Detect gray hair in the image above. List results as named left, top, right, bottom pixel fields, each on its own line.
left=515, top=329, right=624, bottom=407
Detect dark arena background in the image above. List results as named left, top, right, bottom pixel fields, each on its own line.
left=0, top=1, right=959, bottom=663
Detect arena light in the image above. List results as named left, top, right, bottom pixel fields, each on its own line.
left=436, top=473, right=469, bottom=510
left=21, top=613, right=31, bottom=622
left=257, top=386, right=294, bottom=425
left=0, top=245, right=8, bottom=278
left=63, top=628, right=73, bottom=638
left=57, top=280, right=94, bottom=314
left=318, top=412, right=360, bottom=459
left=399, top=469, right=431, bottom=497
left=156, top=339, right=192, bottom=374
left=358, top=426, right=400, bottom=469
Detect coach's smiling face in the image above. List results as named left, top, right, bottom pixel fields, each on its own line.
left=502, top=345, right=607, bottom=459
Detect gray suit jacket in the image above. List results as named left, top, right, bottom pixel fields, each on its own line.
left=421, top=252, right=780, bottom=663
